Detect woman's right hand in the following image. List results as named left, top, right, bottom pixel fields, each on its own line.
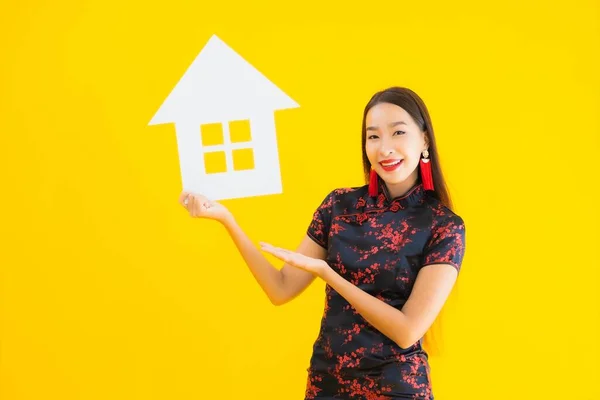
left=178, top=191, right=233, bottom=225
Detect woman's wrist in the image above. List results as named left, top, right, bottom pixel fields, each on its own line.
left=319, top=261, right=333, bottom=280
left=221, top=213, right=236, bottom=230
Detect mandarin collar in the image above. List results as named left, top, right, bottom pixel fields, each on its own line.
left=376, top=180, right=426, bottom=210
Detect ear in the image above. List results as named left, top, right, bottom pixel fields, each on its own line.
left=423, top=131, right=430, bottom=148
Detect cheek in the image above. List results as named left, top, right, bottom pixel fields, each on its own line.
left=398, top=141, right=422, bottom=161
left=405, top=152, right=420, bottom=164
left=365, top=143, right=377, bottom=159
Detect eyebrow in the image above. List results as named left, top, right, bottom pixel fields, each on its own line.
left=366, top=121, right=407, bottom=131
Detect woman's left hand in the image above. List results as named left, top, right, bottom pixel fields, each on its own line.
left=259, top=242, right=330, bottom=279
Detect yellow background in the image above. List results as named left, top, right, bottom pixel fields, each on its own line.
left=1, top=1, right=598, bottom=399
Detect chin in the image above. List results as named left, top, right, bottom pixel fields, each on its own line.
left=380, top=173, right=407, bottom=185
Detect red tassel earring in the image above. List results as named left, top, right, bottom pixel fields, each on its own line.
left=419, top=149, right=434, bottom=191
left=369, top=167, right=379, bottom=197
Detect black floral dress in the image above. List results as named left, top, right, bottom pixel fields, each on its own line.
left=304, top=179, right=466, bottom=399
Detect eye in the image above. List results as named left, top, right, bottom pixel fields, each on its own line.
left=367, top=134, right=379, bottom=140
left=394, top=130, right=406, bottom=135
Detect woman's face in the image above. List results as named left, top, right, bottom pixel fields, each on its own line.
left=365, top=102, right=428, bottom=189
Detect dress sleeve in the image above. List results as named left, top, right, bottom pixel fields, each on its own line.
left=422, top=214, right=466, bottom=273
left=306, top=190, right=335, bottom=250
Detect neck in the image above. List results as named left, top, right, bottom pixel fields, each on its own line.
left=384, top=171, right=419, bottom=199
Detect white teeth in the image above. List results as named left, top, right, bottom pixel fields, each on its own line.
left=381, top=160, right=401, bottom=166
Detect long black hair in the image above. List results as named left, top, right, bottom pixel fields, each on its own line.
left=361, top=86, right=459, bottom=355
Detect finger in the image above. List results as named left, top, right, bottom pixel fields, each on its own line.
left=260, top=242, right=290, bottom=253
left=179, top=194, right=187, bottom=208
left=259, top=242, right=276, bottom=250
left=261, top=245, right=287, bottom=258
left=272, top=247, right=293, bottom=256
left=259, top=244, right=276, bottom=255
left=190, top=195, right=197, bottom=217
left=179, top=191, right=189, bottom=206
left=194, top=196, right=201, bottom=217
left=260, top=245, right=284, bottom=259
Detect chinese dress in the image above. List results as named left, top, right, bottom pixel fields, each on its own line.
left=304, top=179, right=466, bottom=399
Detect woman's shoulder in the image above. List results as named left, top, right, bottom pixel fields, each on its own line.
left=326, top=184, right=369, bottom=204
left=330, top=184, right=368, bottom=198
left=312, top=184, right=369, bottom=213
left=423, top=194, right=466, bottom=227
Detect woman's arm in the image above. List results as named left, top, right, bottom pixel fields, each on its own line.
left=179, top=191, right=324, bottom=306
left=224, top=217, right=326, bottom=306
left=321, top=264, right=457, bottom=348
left=260, top=242, right=458, bottom=349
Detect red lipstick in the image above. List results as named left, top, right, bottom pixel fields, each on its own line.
left=379, top=159, right=403, bottom=172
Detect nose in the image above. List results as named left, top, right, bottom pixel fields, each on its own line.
left=378, top=137, right=395, bottom=158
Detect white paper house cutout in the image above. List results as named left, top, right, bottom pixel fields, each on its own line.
left=149, top=34, right=299, bottom=201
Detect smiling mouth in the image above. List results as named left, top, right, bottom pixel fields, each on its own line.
left=379, top=159, right=403, bottom=171
left=380, top=160, right=402, bottom=166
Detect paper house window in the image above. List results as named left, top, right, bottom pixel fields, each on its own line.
left=201, top=119, right=255, bottom=174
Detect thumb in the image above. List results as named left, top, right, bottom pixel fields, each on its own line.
left=179, top=191, right=190, bottom=206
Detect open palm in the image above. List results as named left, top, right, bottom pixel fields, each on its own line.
left=260, top=242, right=329, bottom=278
